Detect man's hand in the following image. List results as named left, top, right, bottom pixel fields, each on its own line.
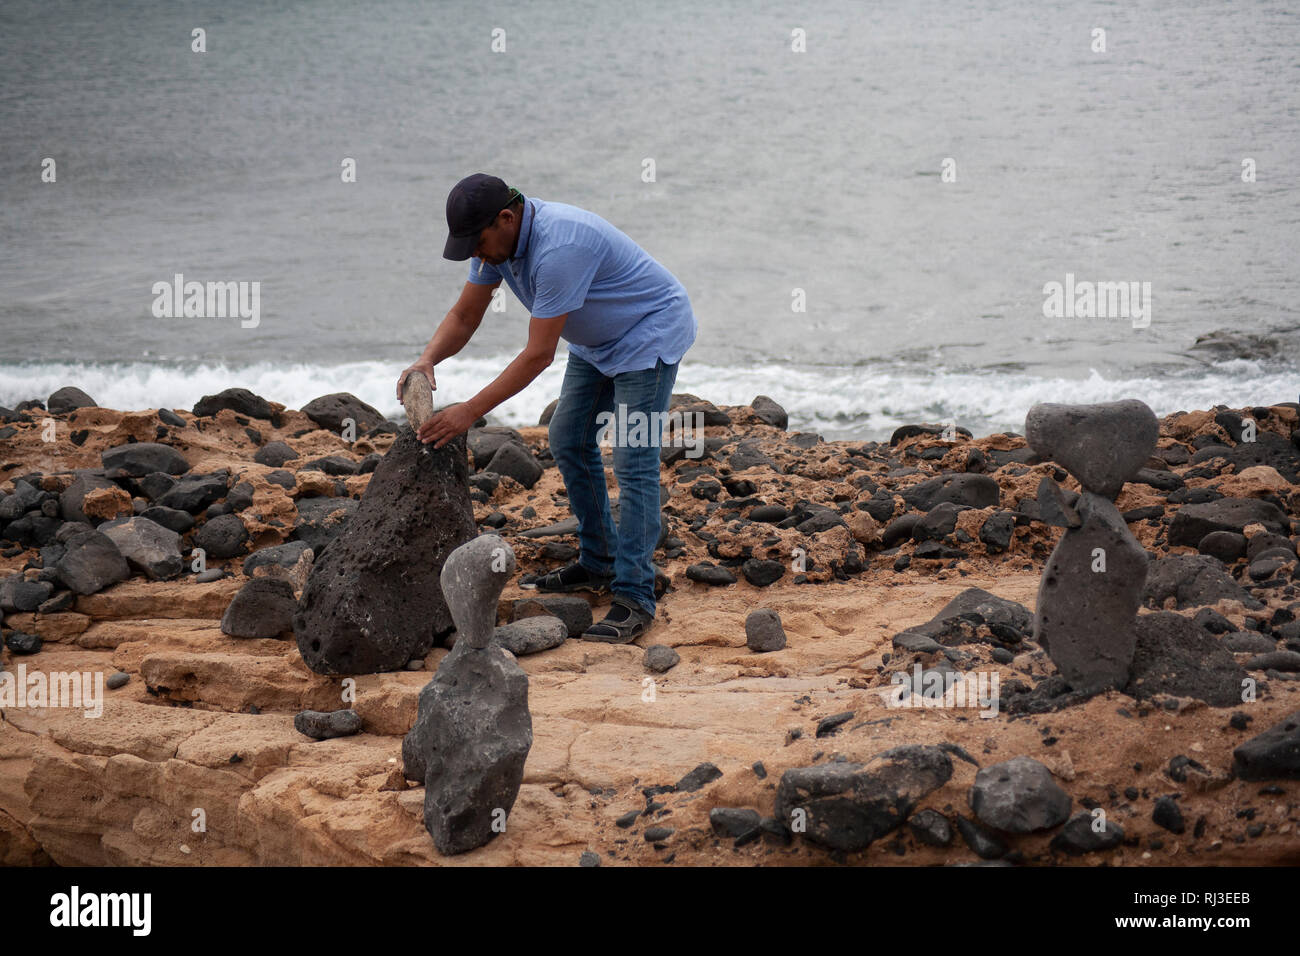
left=397, top=362, right=437, bottom=402
left=419, top=402, right=478, bottom=448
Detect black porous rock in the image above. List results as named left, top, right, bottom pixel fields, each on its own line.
left=1197, top=531, right=1248, bottom=563
left=675, top=762, right=723, bottom=792
left=46, top=386, right=96, bottom=414
left=1124, top=612, right=1248, bottom=706
left=644, top=644, right=680, bottom=672
left=1143, top=554, right=1261, bottom=610
left=711, top=807, right=762, bottom=838
left=401, top=536, right=532, bottom=855
left=1034, top=492, right=1148, bottom=693
left=741, top=558, right=785, bottom=588
left=292, top=497, right=358, bottom=552
left=7, top=579, right=53, bottom=612
left=193, top=387, right=273, bottom=420
left=901, top=587, right=1032, bottom=649
left=5, top=631, right=42, bottom=655
left=0, top=480, right=42, bottom=522
left=979, top=512, right=1015, bottom=552
left=686, top=563, right=737, bottom=586
left=156, top=474, right=228, bottom=513
left=300, top=455, right=358, bottom=476
left=1050, top=811, right=1125, bottom=855
left=728, top=440, right=780, bottom=473
left=484, top=442, right=543, bottom=489
left=294, top=709, right=363, bottom=740
left=466, top=427, right=526, bottom=469
left=745, top=608, right=787, bottom=651
left=296, top=431, right=477, bottom=675
left=773, top=745, right=953, bottom=851
left=194, top=513, right=249, bottom=560
left=102, top=442, right=189, bottom=478
left=243, top=540, right=311, bottom=576
left=1024, top=399, right=1159, bottom=499
left=955, top=816, right=1008, bottom=859
left=1151, top=795, right=1185, bottom=834
left=907, top=808, right=954, bottom=847
left=254, top=441, right=298, bottom=467
left=1193, top=607, right=1235, bottom=635
left=135, top=472, right=176, bottom=502
left=221, top=577, right=298, bottom=638
left=912, top=501, right=963, bottom=541
left=1232, top=712, right=1300, bottom=780
left=53, top=523, right=130, bottom=595
left=901, top=473, right=999, bottom=511
left=99, top=516, right=183, bottom=580
left=1169, top=498, right=1289, bottom=548
left=968, top=756, right=1071, bottom=833
left=301, top=392, right=385, bottom=433
left=750, top=395, right=788, bottom=430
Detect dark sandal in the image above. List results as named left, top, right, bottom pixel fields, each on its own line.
left=521, top=562, right=614, bottom=594
left=582, top=597, right=654, bottom=643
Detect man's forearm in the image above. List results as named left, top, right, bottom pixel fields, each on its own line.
left=420, top=311, right=477, bottom=365
left=465, top=351, right=552, bottom=419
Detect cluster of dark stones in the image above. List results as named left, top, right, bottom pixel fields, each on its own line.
left=0, top=385, right=419, bottom=661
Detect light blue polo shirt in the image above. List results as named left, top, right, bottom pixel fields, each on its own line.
left=467, top=196, right=696, bottom=376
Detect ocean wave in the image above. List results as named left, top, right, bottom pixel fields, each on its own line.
left=1, top=358, right=1295, bottom=442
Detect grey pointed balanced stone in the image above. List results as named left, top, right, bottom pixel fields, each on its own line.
left=1025, top=399, right=1158, bottom=499
left=1034, top=491, right=1148, bottom=692
left=294, top=430, right=477, bottom=674
left=402, top=535, right=533, bottom=855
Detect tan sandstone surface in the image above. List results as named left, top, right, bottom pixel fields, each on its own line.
left=1, top=400, right=1298, bottom=866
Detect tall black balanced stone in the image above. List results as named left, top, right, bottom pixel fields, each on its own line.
left=1025, top=400, right=1157, bottom=692
left=402, top=535, right=533, bottom=855
left=294, top=430, right=477, bottom=674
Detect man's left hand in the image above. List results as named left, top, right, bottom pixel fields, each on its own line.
left=419, top=403, right=478, bottom=448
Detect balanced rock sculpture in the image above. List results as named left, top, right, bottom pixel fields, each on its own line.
left=1025, top=399, right=1157, bottom=692
left=294, top=423, right=477, bottom=674
left=402, top=535, right=533, bottom=855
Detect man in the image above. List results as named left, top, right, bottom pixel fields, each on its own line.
left=397, top=173, right=696, bottom=642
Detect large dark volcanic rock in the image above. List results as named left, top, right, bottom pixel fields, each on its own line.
left=773, top=745, right=953, bottom=851
left=294, top=430, right=477, bottom=674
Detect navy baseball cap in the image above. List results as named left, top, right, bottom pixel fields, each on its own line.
left=443, top=173, right=519, bottom=260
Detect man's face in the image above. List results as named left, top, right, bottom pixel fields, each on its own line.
left=473, top=208, right=516, bottom=265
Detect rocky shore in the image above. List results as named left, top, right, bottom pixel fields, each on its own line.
left=1, top=385, right=1298, bottom=866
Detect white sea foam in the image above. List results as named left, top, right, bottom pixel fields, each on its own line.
left=1, top=358, right=1295, bottom=442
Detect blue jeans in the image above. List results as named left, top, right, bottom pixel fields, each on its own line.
left=548, top=354, right=678, bottom=617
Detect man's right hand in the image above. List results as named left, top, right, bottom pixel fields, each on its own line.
left=396, top=362, right=437, bottom=403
